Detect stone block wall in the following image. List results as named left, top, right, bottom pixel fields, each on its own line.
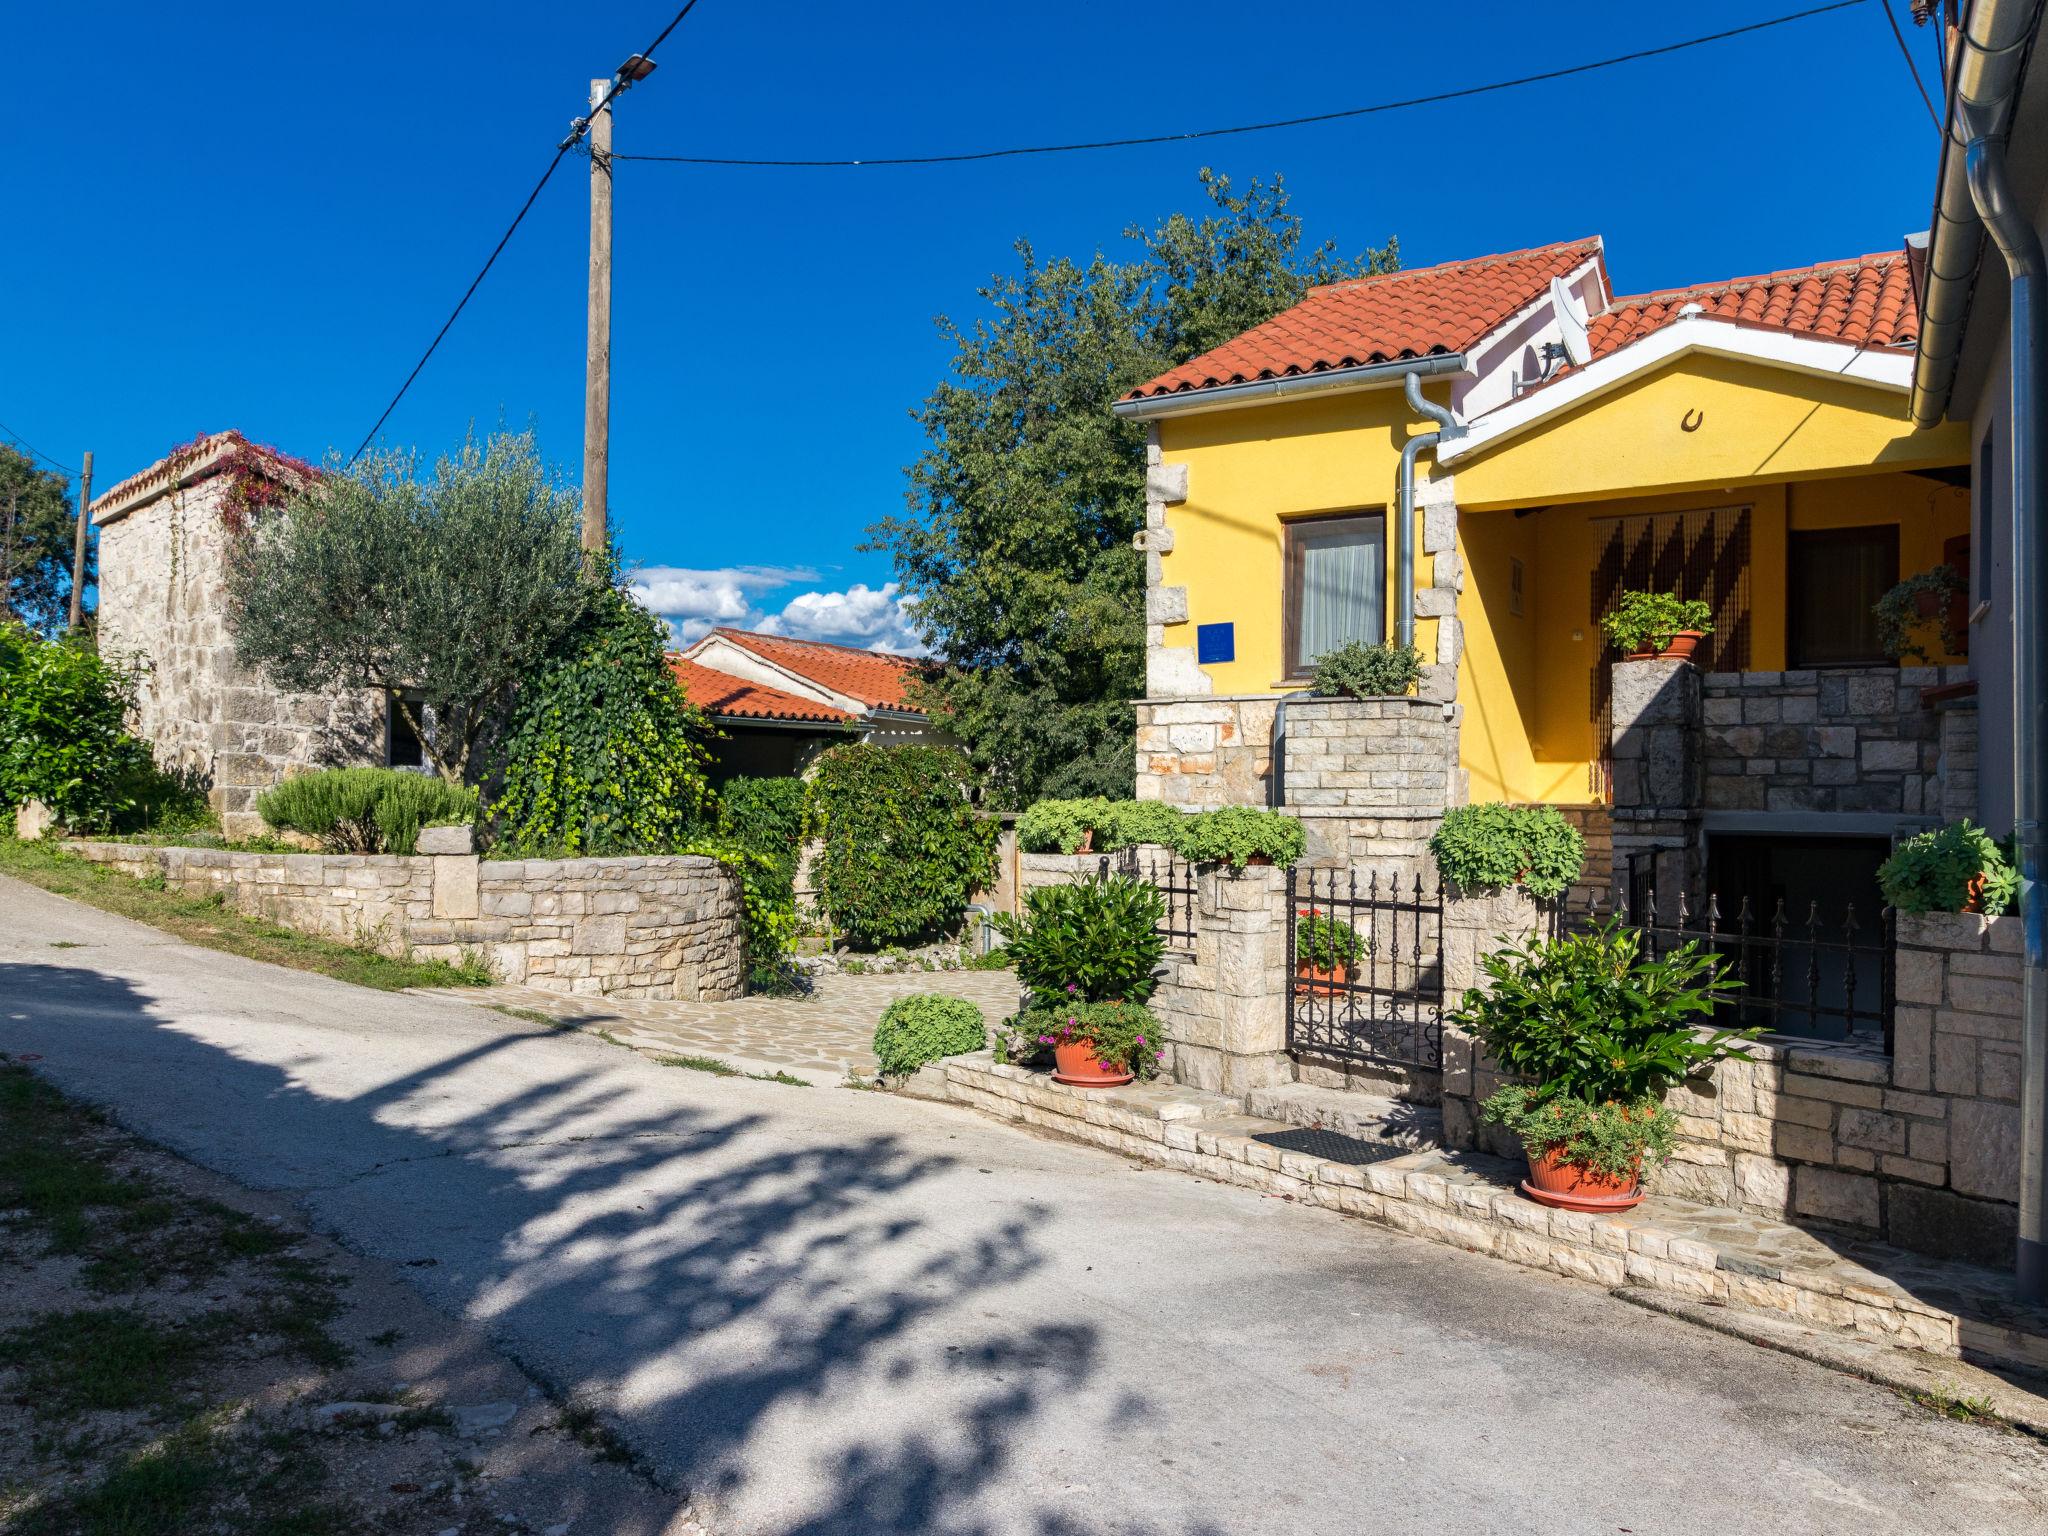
left=1698, top=665, right=1969, bottom=817
left=68, top=842, right=745, bottom=1002
left=1440, top=894, right=2022, bottom=1268
left=1152, top=865, right=1293, bottom=1096
left=1133, top=697, right=1276, bottom=808
left=1282, top=697, right=1456, bottom=868
left=95, top=474, right=382, bottom=837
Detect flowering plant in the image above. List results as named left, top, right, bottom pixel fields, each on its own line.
left=1296, top=908, right=1367, bottom=972
left=996, top=1000, right=1164, bottom=1078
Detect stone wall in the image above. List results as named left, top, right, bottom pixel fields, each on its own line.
left=1133, top=696, right=1276, bottom=808
left=1151, top=864, right=1292, bottom=1096
left=68, top=842, right=745, bottom=1002
left=1282, top=697, right=1456, bottom=868
left=95, top=473, right=381, bottom=837
left=1698, top=665, right=1970, bottom=817
left=1440, top=892, right=2022, bottom=1267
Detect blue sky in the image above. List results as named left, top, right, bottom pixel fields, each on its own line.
left=1, top=2, right=1947, bottom=650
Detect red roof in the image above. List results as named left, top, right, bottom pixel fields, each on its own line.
left=710, top=629, right=925, bottom=712
left=669, top=657, right=852, bottom=725
left=1126, top=238, right=1603, bottom=401
left=1588, top=251, right=1918, bottom=358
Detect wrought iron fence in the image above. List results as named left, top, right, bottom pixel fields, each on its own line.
left=1285, top=867, right=1445, bottom=1071
left=1557, top=858, right=1895, bottom=1049
left=1103, top=847, right=1198, bottom=949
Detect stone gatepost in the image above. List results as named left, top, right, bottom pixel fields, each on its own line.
left=1282, top=696, right=1457, bottom=869
left=1608, top=657, right=1702, bottom=912
left=1437, top=884, right=1543, bottom=1153
left=1152, top=863, right=1293, bottom=1097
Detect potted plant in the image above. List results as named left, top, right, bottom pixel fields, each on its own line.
left=1311, top=640, right=1423, bottom=699
left=1012, top=998, right=1164, bottom=1086
left=1428, top=803, right=1585, bottom=901
left=1878, top=820, right=2019, bottom=915
left=1448, top=919, right=1757, bottom=1212
left=1295, top=907, right=1368, bottom=996
left=1874, top=565, right=1968, bottom=662
left=993, top=874, right=1167, bottom=1087
left=1174, top=806, right=1305, bottom=869
left=1598, top=590, right=1715, bottom=662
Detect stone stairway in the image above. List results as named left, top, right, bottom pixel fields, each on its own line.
left=902, top=1053, right=2048, bottom=1378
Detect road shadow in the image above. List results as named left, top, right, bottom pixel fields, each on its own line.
left=1, top=960, right=1221, bottom=1536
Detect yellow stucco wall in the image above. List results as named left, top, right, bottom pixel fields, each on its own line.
left=1155, top=385, right=1445, bottom=696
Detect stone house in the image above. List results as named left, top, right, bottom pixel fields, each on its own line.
left=91, top=432, right=383, bottom=838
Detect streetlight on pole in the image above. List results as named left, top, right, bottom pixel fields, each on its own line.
left=581, top=52, right=657, bottom=575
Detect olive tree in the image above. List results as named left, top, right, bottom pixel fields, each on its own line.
left=226, top=429, right=593, bottom=782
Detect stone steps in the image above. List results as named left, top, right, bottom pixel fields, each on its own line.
left=1244, top=1082, right=1443, bottom=1150
left=901, top=1053, right=2048, bottom=1378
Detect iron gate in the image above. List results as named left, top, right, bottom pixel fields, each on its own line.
left=1286, top=867, right=1445, bottom=1070
left=1103, top=847, right=1197, bottom=949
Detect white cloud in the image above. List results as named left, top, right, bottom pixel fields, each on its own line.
left=626, top=564, right=926, bottom=654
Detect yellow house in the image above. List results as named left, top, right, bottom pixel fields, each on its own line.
left=1115, top=236, right=1980, bottom=907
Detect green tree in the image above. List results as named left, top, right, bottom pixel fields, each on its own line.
left=869, top=170, right=1397, bottom=805
left=0, top=445, right=87, bottom=631
left=489, top=588, right=715, bottom=857
left=225, top=429, right=593, bottom=782
left=0, top=622, right=148, bottom=829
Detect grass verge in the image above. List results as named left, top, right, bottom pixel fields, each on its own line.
left=653, top=1054, right=811, bottom=1087
left=0, top=836, right=490, bottom=991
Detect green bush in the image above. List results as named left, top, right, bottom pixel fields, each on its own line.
left=806, top=743, right=999, bottom=947
left=1874, top=565, right=1967, bottom=662
left=993, top=875, right=1165, bottom=1005
left=1311, top=640, right=1422, bottom=698
left=490, top=588, right=715, bottom=857
left=1449, top=919, right=1757, bottom=1175
left=1097, top=799, right=1188, bottom=851
left=1428, top=803, right=1584, bottom=900
left=1879, top=820, right=2019, bottom=915
left=1297, top=908, right=1368, bottom=971
left=717, top=777, right=807, bottom=884
left=257, top=768, right=477, bottom=854
left=0, top=623, right=154, bottom=832
left=1016, top=797, right=1189, bottom=854
left=873, top=993, right=987, bottom=1076
left=1174, top=806, right=1304, bottom=869
left=1598, top=590, right=1714, bottom=656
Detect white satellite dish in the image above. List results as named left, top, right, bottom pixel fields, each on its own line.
left=1550, top=274, right=1592, bottom=366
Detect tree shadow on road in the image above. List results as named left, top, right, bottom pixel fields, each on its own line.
left=2, top=960, right=1222, bottom=1536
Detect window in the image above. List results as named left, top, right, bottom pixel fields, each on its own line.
left=1787, top=525, right=1898, bottom=668
left=1284, top=512, right=1385, bottom=677
left=386, top=695, right=426, bottom=770
left=1976, top=425, right=1996, bottom=609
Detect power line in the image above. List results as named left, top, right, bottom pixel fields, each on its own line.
left=346, top=0, right=706, bottom=467
left=613, top=1, right=1869, bottom=171
left=1879, top=0, right=1943, bottom=131
left=0, top=419, right=69, bottom=475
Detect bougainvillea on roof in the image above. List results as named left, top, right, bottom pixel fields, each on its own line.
left=161, top=432, right=319, bottom=535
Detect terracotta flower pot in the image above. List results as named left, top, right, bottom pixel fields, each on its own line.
left=1244, top=853, right=1274, bottom=867
left=1052, top=1038, right=1133, bottom=1088
left=1294, top=961, right=1350, bottom=997
left=1628, top=630, right=1704, bottom=663
left=1519, top=1143, right=1645, bottom=1212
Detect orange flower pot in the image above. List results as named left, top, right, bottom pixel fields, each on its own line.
left=1294, top=962, right=1350, bottom=997
left=1520, top=1143, right=1644, bottom=1212
left=1052, top=1039, right=1133, bottom=1087
left=1626, top=630, right=1704, bottom=664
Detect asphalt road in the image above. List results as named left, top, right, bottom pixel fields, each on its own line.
left=5, top=872, right=2046, bottom=1535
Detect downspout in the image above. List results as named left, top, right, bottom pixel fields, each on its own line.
left=1967, top=129, right=2048, bottom=1303
left=1396, top=371, right=1462, bottom=649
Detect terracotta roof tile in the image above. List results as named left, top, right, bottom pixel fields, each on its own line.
left=711, top=629, right=926, bottom=712
left=1588, top=251, right=1918, bottom=358
left=1125, top=238, right=1604, bottom=401
left=668, top=657, right=854, bottom=725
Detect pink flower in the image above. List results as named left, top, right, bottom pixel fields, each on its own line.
left=1065, top=982, right=1078, bottom=994
left=1037, top=1035, right=1053, bottom=1045
left=1135, top=1035, right=1146, bottom=1046
left=1154, top=1051, right=1164, bottom=1060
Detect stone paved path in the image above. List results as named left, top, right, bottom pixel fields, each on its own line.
left=422, top=969, right=1022, bottom=1084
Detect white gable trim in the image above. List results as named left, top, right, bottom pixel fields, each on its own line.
left=681, top=634, right=871, bottom=716
left=1435, top=316, right=1915, bottom=466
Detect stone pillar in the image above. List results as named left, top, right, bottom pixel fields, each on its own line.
left=1282, top=697, right=1455, bottom=870
left=1608, top=657, right=1702, bottom=912
left=1437, top=885, right=1542, bottom=1152
left=1152, top=863, right=1292, bottom=1097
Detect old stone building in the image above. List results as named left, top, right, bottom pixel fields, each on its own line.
left=92, top=433, right=381, bottom=837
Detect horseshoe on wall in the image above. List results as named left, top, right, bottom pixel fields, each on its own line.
left=1681, top=408, right=1704, bottom=433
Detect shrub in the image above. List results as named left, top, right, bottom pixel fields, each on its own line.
left=873, top=994, right=987, bottom=1076
left=1016, top=796, right=1189, bottom=854
left=717, top=777, right=808, bottom=884
left=1174, top=806, right=1305, bottom=869
left=993, top=875, right=1165, bottom=1005
left=1598, top=590, right=1714, bottom=656
left=0, top=623, right=154, bottom=832
left=1428, top=803, right=1584, bottom=900
left=257, top=768, right=477, bottom=854
left=680, top=834, right=802, bottom=990
left=1450, top=920, right=1756, bottom=1174
left=806, top=743, right=999, bottom=947
left=490, top=588, right=715, bottom=857
left=1879, top=820, right=2019, bottom=915
left=1097, top=799, right=1188, bottom=851
left=1874, top=565, right=1968, bottom=662
left=1297, top=908, right=1367, bottom=971
left=1312, top=640, right=1422, bottom=698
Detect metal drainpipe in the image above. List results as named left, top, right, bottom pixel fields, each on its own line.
left=1396, top=371, right=1461, bottom=649
left=1967, top=130, right=2048, bottom=1303
left=1268, top=696, right=1291, bottom=809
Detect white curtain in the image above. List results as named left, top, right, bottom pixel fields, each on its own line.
left=1298, top=519, right=1385, bottom=666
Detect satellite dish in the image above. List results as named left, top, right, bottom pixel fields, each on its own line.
left=1550, top=274, right=1592, bottom=366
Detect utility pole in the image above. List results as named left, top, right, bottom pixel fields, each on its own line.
left=581, top=77, right=613, bottom=574
left=68, top=449, right=92, bottom=631
left=577, top=53, right=656, bottom=577
left=1, top=490, right=16, bottom=621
